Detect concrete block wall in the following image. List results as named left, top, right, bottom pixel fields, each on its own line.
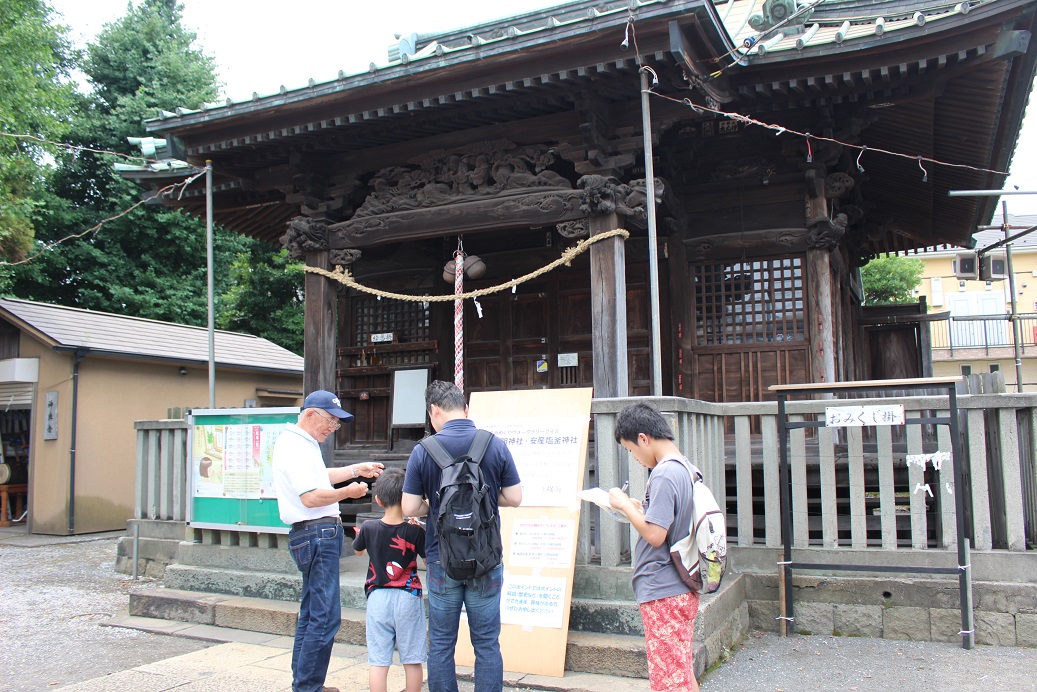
left=745, top=574, right=1037, bottom=646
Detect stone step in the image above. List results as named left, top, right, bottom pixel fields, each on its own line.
left=131, top=573, right=748, bottom=680
left=129, top=587, right=654, bottom=679
left=115, top=537, right=181, bottom=578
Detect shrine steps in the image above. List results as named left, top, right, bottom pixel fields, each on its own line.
left=129, top=563, right=748, bottom=680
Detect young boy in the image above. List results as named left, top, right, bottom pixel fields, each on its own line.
left=352, top=467, right=427, bottom=692
left=608, top=402, right=701, bottom=692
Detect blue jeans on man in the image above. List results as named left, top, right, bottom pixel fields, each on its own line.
left=288, top=522, right=343, bottom=692
left=426, top=561, right=505, bottom=692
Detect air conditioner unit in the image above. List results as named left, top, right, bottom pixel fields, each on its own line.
left=980, top=253, right=1007, bottom=281
left=954, top=252, right=979, bottom=280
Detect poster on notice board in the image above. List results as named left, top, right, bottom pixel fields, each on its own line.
left=188, top=407, right=299, bottom=533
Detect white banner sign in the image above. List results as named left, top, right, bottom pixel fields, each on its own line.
left=825, top=404, right=905, bottom=428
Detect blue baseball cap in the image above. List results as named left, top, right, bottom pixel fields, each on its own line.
left=303, top=390, right=354, bottom=421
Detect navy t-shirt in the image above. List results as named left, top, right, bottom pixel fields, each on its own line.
left=402, top=418, right=521, bottom=563
left=352, top=519, right=425, bottom=597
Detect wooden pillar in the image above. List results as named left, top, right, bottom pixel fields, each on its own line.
left=588, top=212, right=628, bottom=398
left=304, top=249, right=338, bottom=461
left=805, top=175, right=837, bottom=386
left=807, top=250, right=836, bottom=385
left=668, top=228, right=691, bottom=398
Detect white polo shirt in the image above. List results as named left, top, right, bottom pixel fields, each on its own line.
left=271, top=423, right=339, bottom=526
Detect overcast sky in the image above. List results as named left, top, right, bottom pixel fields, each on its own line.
left=48, top=0, right=1037, bottom=216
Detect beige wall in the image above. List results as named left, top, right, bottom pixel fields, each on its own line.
left=913, top=248, right=1037, bottom=391
left=24, top=335, right=302, bottom=535
left=914, top=249, right=1037, bottom=313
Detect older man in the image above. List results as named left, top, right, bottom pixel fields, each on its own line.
left=273, top=390, right=384, bottom=692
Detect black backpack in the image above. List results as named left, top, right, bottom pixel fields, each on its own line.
left=419, top=430, right=502, bottom=580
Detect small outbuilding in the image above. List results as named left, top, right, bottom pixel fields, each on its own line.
left=0, top=298, right=303, bottom=535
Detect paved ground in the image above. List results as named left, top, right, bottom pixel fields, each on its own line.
left=4, top=525, right=1037, bottom=691
left=700, top=630, right=1037, bottom=691
left=0, top=527, right=212, bottom=691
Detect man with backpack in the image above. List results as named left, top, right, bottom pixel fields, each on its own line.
left=608, top=402, right=706, bottom=692
left=402, top=380, right=522, bottom=692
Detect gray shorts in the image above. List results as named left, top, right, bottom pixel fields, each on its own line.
left=365, top=588, right=428, bottom=666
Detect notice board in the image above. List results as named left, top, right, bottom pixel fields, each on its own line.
left=188, top=407, right=299, bottom=532
left=459, top=387, right=593, bottom=678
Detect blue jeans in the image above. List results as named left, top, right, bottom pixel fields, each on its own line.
left=288, top=522, right=342, bottom=692
left=426, top=561, right=504, bottom=692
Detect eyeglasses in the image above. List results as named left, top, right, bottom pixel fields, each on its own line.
left=313, top=409, right=341, bottom=430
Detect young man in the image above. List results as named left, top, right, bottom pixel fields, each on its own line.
left=608, top=402, right=700, bottom=692
left=353, top=468, right=426, bottom=692
left=401, top=380, right=522, bottom=692
left=272, top=390, right=384, bottom=692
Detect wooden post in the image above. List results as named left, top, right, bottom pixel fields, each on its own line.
left=588, top=212, right=628, bottom=398
left=304, top=249, right=338, bottom=462
left=806, top=249, right=835, bottom=384
left=805, top=175, right=837, bottom=385
left=588, top=211, right=630, bottom=565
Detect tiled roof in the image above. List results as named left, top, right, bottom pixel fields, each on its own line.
left=912, top=214, right=1037, bottom=253
left=729, top=0, right=975, bottom=57
left=147, top=0, right=989, bottom=128
left=0, top=298, right=303, bottom=374
left=971, top=214, right=1037, bottom=251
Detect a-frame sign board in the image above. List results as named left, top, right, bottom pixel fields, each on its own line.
left=454, top=387, right=593, bottom=677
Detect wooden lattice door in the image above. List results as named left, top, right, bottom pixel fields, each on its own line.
left=687, top=256, right=810, bottom=404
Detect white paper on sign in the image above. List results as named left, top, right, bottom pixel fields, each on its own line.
left=825, top=404, right=905, bottom=428
left=500, top=575, right=567, bottom=629
left=510, top=519, right=575, bottom=568
left=472, top=416, right=587, bottom=507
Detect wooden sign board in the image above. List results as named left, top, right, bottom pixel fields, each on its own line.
left=456, top=387, right=593, bottom=678
left=824, top=404, right=905, bottom=427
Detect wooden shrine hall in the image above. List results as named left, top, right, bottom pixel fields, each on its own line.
left=130, top=0, right=1037, bottom=452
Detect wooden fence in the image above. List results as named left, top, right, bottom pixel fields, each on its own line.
left=134, top=393, right=1037, bottom=566
left=134, top=419, right=188, bottom=522
left=584, top=394, right=1037, bottom=566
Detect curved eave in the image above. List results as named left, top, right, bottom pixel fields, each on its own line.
left=143, top=0, right=722, bottom=140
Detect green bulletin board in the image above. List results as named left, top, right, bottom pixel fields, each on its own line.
left=189, top=407, right=299, bottom=533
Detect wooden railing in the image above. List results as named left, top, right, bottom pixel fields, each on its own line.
left=134, top=419, right=189, bottom=522
left=134, top=394, right=1037, bottom=566
left=583, top=394, right=1037, bottom=566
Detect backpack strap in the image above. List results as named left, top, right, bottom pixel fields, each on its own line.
left=419, top=429, right=494, bottom=469
left=419, top=435, right=456, bottom=470
left=466, top=429, right=493, bottom=465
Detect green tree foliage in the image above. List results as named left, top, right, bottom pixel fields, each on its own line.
left=860, top=255, right=925, bottom=305
left=6, top=0, right=304, bottom=352
left=219, top=247, right=305, bottom=355
left=0, top=0, right=76, bottom=260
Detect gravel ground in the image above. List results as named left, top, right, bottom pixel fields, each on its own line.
left=0, top=533, right=212, bottom=691
left=701, top=629, right=1037, bottom=691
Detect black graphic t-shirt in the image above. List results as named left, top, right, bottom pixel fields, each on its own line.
left=352, top=518, right=425, bottom=597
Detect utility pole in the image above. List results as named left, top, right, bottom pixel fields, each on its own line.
left=639, top=66, right=663, bottom=397
left=206, top=161, right=215, bottom=407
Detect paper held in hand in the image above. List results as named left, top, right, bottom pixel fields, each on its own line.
left=577, top=487, right=631, bottom=523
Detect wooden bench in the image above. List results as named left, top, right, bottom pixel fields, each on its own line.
left=0, top=484, right=27, bottom=527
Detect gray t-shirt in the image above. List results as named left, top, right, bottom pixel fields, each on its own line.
left=631, top=455, right=694, bottom=604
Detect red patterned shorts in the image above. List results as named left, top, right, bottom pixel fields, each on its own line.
left=639, top=590, right=701, bottom=691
